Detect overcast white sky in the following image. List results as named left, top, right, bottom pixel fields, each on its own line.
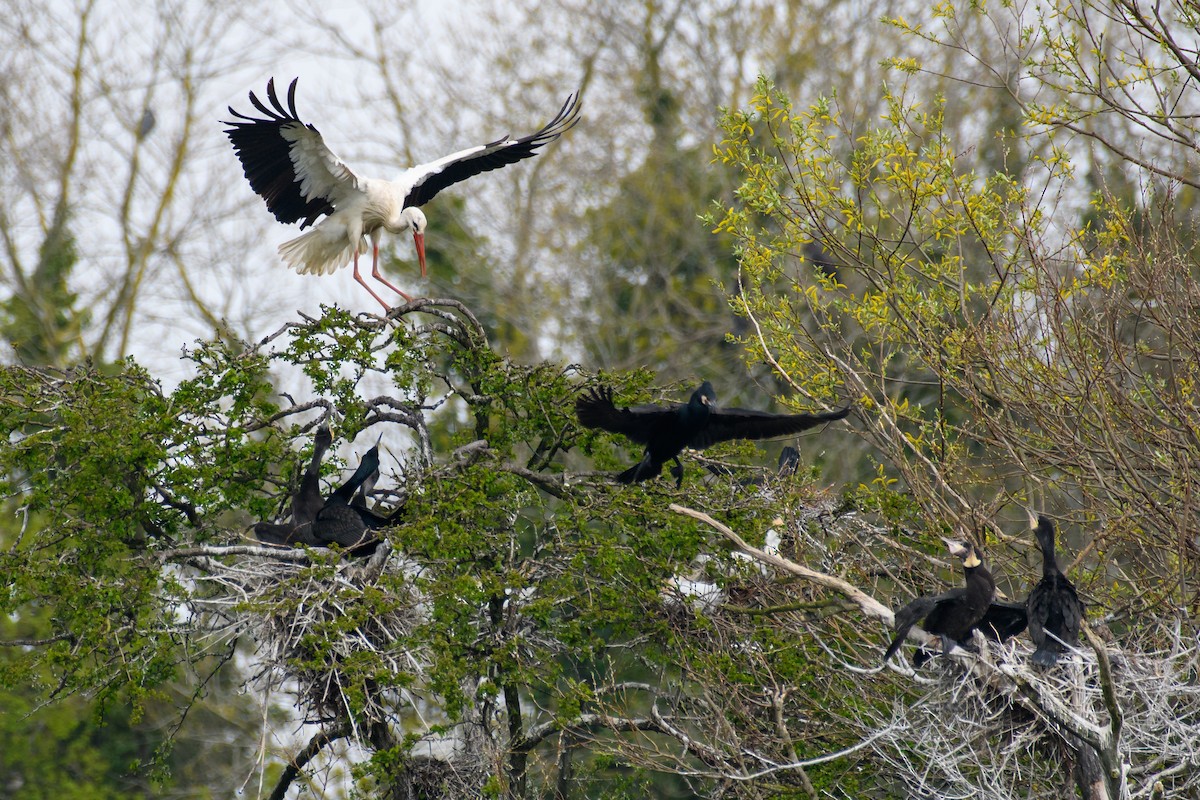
left=27, top=0, right=589, bottom=387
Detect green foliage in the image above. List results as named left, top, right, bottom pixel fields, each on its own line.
left=1, top=299, right=840, bottom=796
left=0, top=211, right=88, bottom=367
left=713, top=72, right=1200, bottom=614
left=0, top=339, right=288, bottom=714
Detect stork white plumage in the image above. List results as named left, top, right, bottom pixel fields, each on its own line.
left=223, top=78, right=581, bottom=310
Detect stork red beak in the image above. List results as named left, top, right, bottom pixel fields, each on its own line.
left=413, top=231, right=427, bottom=278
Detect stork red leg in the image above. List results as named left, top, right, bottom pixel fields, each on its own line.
left=351, top=251, right=392, bottom=311
left=369, top=243, right=414, bottom=303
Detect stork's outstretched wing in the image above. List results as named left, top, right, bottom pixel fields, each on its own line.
left=400, top=93, right=580, bottom=208
left=223, top=78, right=362, bottom=228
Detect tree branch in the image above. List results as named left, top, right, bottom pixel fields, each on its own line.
left=668, top=504, right=892, bottom=623
left=267, top=724, right=351, bottom=800
left=159, top=544, right=313, bottom=563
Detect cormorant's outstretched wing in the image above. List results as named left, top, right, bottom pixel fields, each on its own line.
left=882, top=587, right=964, bottom=663
left=691, top=405, right=851, bottom=449
left=575, top=386, right=674, bottom=444
left=977, top=600, right=1028, bottom=642
left=906, top=599, right=1027, bottom=667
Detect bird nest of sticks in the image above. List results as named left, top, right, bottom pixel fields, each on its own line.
left=259, top=545, right=424, bottom=724
left=864, top=628, right=1200, bottom=798
left=394, top=725, right=494, bottom=799
left=184, top=540, right=426, bottom=726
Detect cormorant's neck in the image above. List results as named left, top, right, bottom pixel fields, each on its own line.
left=1037, top=524, right=1060, bottom=577
left=332, top=450, right=380, bottom=503
left=964, top=563, right=993, bottom=606
left=1041, top=548, right=1060, bottom=577
left=964, top=562, right=995, bottom=595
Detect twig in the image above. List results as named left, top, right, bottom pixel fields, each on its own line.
left=267, top=723, right=351, bottom=800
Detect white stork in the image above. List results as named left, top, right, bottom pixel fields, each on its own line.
left=223, top=78, right=580, bottom=310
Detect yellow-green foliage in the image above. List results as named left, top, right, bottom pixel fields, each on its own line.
left=714, top=71, right=1200, bottom=613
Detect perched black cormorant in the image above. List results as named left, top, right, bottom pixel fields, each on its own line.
left=575, top=382, right=850, bottom=486
left=909, top=599, right=1028, bottom=667
left=704, top=444, right=803, bottom=483
left=254, top=426, right=332, bottom=547
left=312, top=439, right=392, bottom=555
left=255, top=431, right=396, bottom=555
left=884, top=538, right=997, bottom=665
left=1026, top=514, right=1084, bottom=666
left=777, top=446, right=801, bottom=477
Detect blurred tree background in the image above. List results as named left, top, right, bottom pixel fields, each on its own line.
left=2, top=0, right=1199, bottom=797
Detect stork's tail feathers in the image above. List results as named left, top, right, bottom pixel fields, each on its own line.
left=278, top=228, right=364, bottom=276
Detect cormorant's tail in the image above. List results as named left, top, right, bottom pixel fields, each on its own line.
left=1031, top=645, right=1061, bottom=667
left=254, top=522, right=295, bottom=546
left=911, top=647, right=937, bottom=667
left=883, top=625, right=914, bottom=663
left=883, top=596, right=936, bottom=664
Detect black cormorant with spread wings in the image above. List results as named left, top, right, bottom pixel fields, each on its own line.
left=575, top=382, right=850, bottom=486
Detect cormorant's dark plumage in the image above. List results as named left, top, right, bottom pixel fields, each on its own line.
left=254, top=431, right=396, bottom=556
left=884, top=538, right=997, bottom=665
left=1026, top=515, right=1084, bottom=666
left=777, top=446, right=801, bottom=477
left=909, top=599, right=1028, bottom=667
left=254, top=426, right=332, bottom=547
left=576, top=382, right=850, bottom=486
left=293, top=426, right=333, bottom=530
left=704, top=444, right=802, bottom=483
left=312, top=440, right=389, bottom=555
left=976, top=600, right=1029, bottom=643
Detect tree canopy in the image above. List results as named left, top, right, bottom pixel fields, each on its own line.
left=3, top=0, right=1200, bottom=798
